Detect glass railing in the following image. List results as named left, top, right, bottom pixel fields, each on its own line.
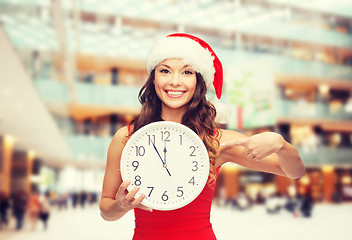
left=35, top=80, right=141, bottom=108
left=64, top=134, right=111, bottom=162
left=35, top=80, right=352, bottom=121
left=276, top=99, right=352, bottom=120
left=34, top=80, right=71, bottom=103
left=75, top=82, right=140, bottom=107
left=218, top=49, right=352, bottom=81
left=297, top=146, right=352, bottom=165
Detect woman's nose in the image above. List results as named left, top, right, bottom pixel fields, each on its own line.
left=170, top=73, right=181, bottom=86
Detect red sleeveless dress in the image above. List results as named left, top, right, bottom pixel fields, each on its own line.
left=133, top=177, right=217, bottom=240
left=127, top=124, right=218, bottom=239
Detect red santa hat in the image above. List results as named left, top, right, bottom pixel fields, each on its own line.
left=146, top=33, right=230, bottom=124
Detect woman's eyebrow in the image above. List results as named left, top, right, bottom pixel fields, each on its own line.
left=159, top=64, right=171, bottom=68
left=159, top=64, right=192, bottom=69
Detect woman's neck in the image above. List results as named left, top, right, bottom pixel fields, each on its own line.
left=160, top=105, right=186, bottom=123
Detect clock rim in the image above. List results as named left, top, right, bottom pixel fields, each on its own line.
left=120, top=121, right=210, bottom=211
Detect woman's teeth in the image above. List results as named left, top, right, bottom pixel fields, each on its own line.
left=166, top=90, right=184, bottom=96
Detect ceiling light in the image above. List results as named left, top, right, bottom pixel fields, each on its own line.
left=319, top=84, right=329, bottom=96
left=4, top=135, right=16, bottom=146
left=28, top=150, right=36, bottom=159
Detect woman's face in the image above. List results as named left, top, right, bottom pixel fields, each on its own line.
left=154, top=58, right=197, bottom=114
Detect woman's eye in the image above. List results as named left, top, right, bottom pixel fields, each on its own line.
left=160, top=69, right=169, bottom=73
left=184, top=70, right=194, bottom=75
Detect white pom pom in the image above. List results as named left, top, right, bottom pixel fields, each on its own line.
left=209, top=97, right=231, bottom=124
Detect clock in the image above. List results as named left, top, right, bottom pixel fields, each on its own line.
left=120, top=121, right=210, bottom=211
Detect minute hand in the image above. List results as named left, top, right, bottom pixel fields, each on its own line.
left=151, top=142, right=171, bottom=177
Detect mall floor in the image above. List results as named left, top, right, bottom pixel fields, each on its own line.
left=1, top=203, right=351, bottom=240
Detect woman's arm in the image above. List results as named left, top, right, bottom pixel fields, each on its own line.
left=217, top=130, right=305, bottom=179
left=99, top=126, right=152, bottom=221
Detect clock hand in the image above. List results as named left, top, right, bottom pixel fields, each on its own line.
left=163, top=141, right=167, bottom=164
left=165, top=167, right=171, bottom=177
left=151, top=142, right=171, bottom=177
left=163, top=142, right=171, bottom=176
left=152, top=143, right=165, bottom=164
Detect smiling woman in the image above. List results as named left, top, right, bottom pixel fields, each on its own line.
left=99, top=33, right=305, bottom=240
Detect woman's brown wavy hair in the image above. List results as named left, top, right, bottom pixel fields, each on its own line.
left=126, top=69, right=220, bottom=185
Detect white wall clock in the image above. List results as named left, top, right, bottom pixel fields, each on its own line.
left=120, top=121, right=210, bottom=211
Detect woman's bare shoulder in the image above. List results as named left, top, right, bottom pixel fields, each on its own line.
left=106, top=126, right=130, bottom=167
left=109, top=125, right=130, bottom=149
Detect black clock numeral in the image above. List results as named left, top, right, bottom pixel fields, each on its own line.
left=135, top=146, right=145, bottom=156
left=147, top=187, right=154, bottom=197
left=177, top=186, right=184, bottom=197
left=147, top=135, right=155, bottom=145
left=132, top=161, right=139, bottom=171
left=161, top=191, right=169, bottom=201
left=161, top=131, right=170, bottom=142
left=189, top=176, right=195, bottom=185
left=134, top=175, right=141, bottom=186
left=192, top=161, right=198, bottom=171
left=189, top=146, right=196, bottom=156
left=179, top=135, right=182, bottom=145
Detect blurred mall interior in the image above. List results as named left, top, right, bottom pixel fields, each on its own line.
left=1, top=0, right=352, bottom=239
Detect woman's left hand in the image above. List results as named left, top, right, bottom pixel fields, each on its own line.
left=220, top=132, right=285, bottom=161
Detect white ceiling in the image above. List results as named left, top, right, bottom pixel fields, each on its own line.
left=0, top=25, right=74, bottom=164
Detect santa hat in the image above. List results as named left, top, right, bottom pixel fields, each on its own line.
left=146, top=33, right=230, bottom=124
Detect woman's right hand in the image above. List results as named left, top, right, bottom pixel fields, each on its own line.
left=115, top=180, right=153, bottom=212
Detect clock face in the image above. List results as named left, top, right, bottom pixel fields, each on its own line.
left=120, top=121, right=210, bottom=211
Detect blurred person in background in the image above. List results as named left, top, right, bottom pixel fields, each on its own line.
left=30, top=50, right=42, bottom=79
left=0, top=191, right=10, bottom=229
left=71, top=192, right=79, bottom=208
left=58, top=193, right=69, bottom=210
left=12, top=190, right=28, bottom=230
left=100, top=33, right=305, bottom=240
left=27, top=190, right=40, bottom=230
left=284, top=184, right=300, bottom=215
left=298, top=186, right=314, bottom=218
left=331, top=183, right=343, bottom=204
left=90, top=192, right=98, bottom=205
left=39, top=192, right=51, bottom=231
left=234, top=190, right=253, bottom=211
left=265, top=192, right=285, bottom=214
left=80, top=191, right=87, bottom=208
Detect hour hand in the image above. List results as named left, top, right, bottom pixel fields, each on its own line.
left=163, top=141, right=167, bottom=164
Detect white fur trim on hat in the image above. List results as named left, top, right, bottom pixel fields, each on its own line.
left=209, top=97, right=231, bottom=124
left=146, top=36, right=215, bottom=88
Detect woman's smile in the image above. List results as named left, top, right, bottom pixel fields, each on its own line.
left=165, top=90, right=186, bottom=98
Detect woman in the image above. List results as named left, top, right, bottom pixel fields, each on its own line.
left=100, top=33, right=305, bottom=239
